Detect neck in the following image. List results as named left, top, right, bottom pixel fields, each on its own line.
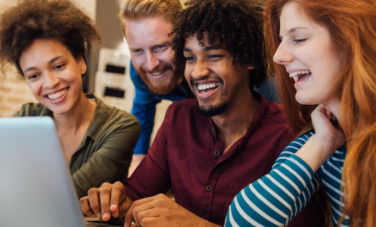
left=53, top=93, right=96, bottom=132
left=211, top=88, right=259, bottom=152
left=324, top=98, right=341, bottom=125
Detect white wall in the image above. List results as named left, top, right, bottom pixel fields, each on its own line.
left=74, top=0, right=97, bottom=21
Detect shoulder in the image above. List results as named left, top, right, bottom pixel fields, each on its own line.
left=12, top=102, right=45, bottom=116
left=166, top=98, right=198, bottom=113
left=263, top=101, right=289, bottom=123
left=89, top=94, right=141, bottom=134
left=160, top=98, right=201, bottom=125
left=256, top=98, right=294, bottom=139
left=273, top=131, right=315, bottom=168
left=102, top=102, right=140, bottom=129
left=286, top=131, right=315, bottom=152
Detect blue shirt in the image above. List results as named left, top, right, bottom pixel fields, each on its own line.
left=130, top=63, right=194, bottom=154
left=130, top=62, right=279, bottom=155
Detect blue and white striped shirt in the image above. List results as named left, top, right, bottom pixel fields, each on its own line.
left=225, top=131, right=349, bottom=227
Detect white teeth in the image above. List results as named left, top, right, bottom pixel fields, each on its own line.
left=289, top=70, right=311, bottom=78
left=288, top=70, right=312, bottom=82
left=47, top=88, right=67, bottom=100
left=197, top=83, right=220, bottom=91
left=152, top=72, right=163, bottom=76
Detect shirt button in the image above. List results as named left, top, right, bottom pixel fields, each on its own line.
left=211, top=128, right=215, bottom=133
left=206, top=185, right=212, bottom=191
left=215, top=150, right=221, bottom=156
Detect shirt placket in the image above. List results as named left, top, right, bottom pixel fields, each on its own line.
left=200, top=126, right=223, bottom=221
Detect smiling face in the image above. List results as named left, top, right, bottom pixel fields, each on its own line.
left=19, top=39, right=87, bottom=115
left=273, top=2, right=341, bottom=105
left=124, top=16, right=183, bottom=94
left=183, top=34, right=253, bottom=116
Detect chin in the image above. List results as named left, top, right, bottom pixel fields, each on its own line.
left=295, top=93, right=318, bottom=105
left=47, top=103, right=73, bottom=115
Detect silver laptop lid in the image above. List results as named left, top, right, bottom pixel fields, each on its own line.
left=0, top=117, right=86, bottom=227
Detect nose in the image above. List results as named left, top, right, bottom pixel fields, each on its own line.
left=273, top=41, right=294, bottom=65
left=42, top=71, right=60, bottom=89
left=191, top=59, right=210, bottom=79
left=145, top=52, right=160, bottom=71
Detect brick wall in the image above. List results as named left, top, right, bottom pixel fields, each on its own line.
left=0, top=70, right=37, bottom=117
left=0, top=0, right=97, bottom=118
left=0, top=1, right=37, bottom=117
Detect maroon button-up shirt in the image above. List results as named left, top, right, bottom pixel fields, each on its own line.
left=125, top=93, right=325, bottom=226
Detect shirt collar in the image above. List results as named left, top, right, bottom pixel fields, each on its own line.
left=83, top=93, right=108, bottom=140
left=38, top=93, right=108, bottom=141
left=208, top=91, right=270, bottom=148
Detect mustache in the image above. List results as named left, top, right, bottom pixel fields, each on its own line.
left=190, top=75, right=224, bottom=87
left=139, top=64, right=173, bottom=74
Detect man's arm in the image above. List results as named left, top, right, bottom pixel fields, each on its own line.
left=79, top=103, right=174, bottom=220
left=124, top=194, right=221, bottom=227
left=130, top=62, right=161, bottom=156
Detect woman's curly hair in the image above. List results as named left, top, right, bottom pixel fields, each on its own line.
left=0, top=0, right=101, bottom=77
left=171, top=0, right=266, bottom=89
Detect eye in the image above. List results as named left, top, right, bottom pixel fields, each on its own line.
left=293, top=39, right=307, bottom=44
left=55, top=64, right=66, bottom=70
left=208, top=55, right=222, bottom=60
left=185, top=56, right=194, bottom=61
left=132, top=49, right=143, bottom=55
left=154, top=45, right=168, bottom=52
left=27, top=74, right=38, bottom=80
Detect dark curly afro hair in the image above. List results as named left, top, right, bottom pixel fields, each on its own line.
left=0, top=0, right=101, bottom=77
left=171, top=0, right=266, bottom=89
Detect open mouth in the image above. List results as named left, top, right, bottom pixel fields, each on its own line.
left=46, top=88, right=68, bottom=100
left=289, top=70, right=311, bottom=83
left=196, top=82, right=220, bottom=94
left=148, top=70, right=168, bottom=80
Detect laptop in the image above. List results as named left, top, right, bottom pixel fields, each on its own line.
left=0, top=117, right=120, bottom=227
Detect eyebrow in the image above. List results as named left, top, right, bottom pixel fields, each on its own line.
left=24, top=56, right=64, bottom=73
left=130, top=41, right=171, bottom=51
left=279, top=27, right=308, bottom=39
left=183, top=45, right=220, bottom=52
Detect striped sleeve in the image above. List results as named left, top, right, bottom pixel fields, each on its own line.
left=225, top=134, right=321, bottom=227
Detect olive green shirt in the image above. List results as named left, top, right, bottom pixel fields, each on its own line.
left=13, top=93, right=141, bottom=198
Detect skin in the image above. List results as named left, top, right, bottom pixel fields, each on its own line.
left=79, top=34, right=259, bottom=227
left=124, top=16, right=182, bottom=94
left=19, top=39, right=96, bottom=166
left=183, top=34, right=258, bottom=153
left=274, top=2, right=345, bottom=171
left=124, top=15, right=183, bottom=169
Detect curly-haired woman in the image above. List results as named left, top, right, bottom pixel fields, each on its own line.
left=0, top=0, right=141, bottom=199
left=226, top=0, right=376, bottom=226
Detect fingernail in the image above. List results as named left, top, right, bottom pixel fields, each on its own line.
left=91, top=214, right=96, bottom=218
left=96, top=212, right=102, bottom=218
left=103, top=212, right=108, bottom=220
left=110, top=204, right=116, bottom=210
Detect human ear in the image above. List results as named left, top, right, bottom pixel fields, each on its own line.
left=247, top=65, right=255, bottom=70
left=77, top=56, right=87, bottom=75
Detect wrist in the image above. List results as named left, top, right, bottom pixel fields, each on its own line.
left=189, top=213, right=220, bottom=227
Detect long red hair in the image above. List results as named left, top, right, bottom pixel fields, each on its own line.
left=264, top=0, right=376, bottom=226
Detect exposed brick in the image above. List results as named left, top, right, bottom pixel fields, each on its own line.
left=0, top=105, right=12, bottom=112
left=5, top=97, right=30, bottom=104
left=0, top=86, right=11, bottom=92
